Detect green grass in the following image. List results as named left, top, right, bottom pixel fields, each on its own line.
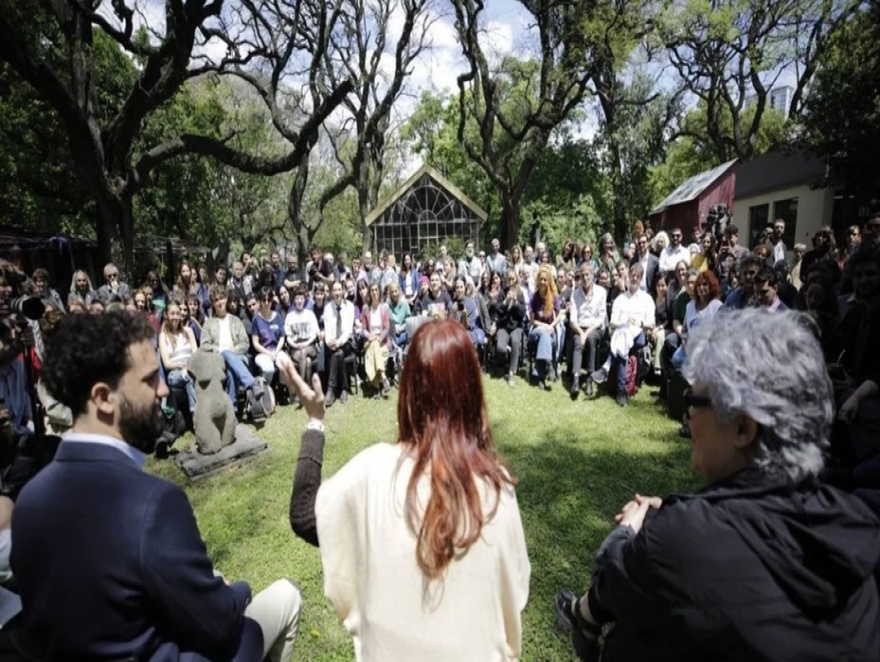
left=148, top=376, right=702, bottom=661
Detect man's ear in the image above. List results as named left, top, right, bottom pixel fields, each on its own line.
left=733, top=415, right=759, bottom=450
left=90, top=383, right=115, bottom=416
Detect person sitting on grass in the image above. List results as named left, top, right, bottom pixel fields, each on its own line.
left=201, top=283, right=265, bottom=408
left=287, top=320, right=530, bottom=662
left=556, top=309, right=880, bottom=662
left=591, top=262, right=654, bottom=407
left=13, top=312, right=302, bottom=662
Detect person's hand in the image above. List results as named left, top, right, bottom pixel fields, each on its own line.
left=283, top=366, right=325, bottom=422
left=839, top=393, right=861, bottom=424
left=614, top=494, right=662, bottom=534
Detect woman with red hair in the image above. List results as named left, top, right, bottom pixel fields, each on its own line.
left=671, top=270, right=722, bottom=371
left=287, top=320, right=530, bottom=661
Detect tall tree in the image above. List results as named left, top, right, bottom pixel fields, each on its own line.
left=317, top=0, right=432, bottom=252
left=798, top=2, right=880, bottom=195
left=449, top=0, right=650, bottom=248
left=593, top=67, right=682, bottom=238
left=0, top=0, right=351, bottom=272
left=659, top=0, right=859, bottom=163
left=199, top=0, right=350, bottom=263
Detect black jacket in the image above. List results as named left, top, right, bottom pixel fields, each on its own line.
left=589, top=468, right=880, bottom=662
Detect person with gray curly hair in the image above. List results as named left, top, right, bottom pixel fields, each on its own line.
left=556, top=308, right=880, bottom=662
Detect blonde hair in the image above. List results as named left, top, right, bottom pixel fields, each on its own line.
left=535, top=264, right=557, bottom=317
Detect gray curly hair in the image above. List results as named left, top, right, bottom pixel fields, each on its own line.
left=683, top=309, right=832, bottom=483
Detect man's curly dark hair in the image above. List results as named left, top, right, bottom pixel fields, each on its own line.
left=42, top=311, right=156, bottom=417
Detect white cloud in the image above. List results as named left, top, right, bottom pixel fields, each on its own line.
left=481, top=20, right=514, bottom=57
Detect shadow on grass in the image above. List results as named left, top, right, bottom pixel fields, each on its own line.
left=491, top=421, right=701, bottom=661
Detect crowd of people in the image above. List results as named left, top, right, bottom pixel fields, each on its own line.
left=0, top=209, right=877, bottom=660
left=9, top=212, right=880, bottom=430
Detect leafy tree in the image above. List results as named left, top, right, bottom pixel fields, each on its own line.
left=659, top=0, right=859, bottom=163
left=448, top=0, right=651, bottom=249
left=0, top=0, right=351, bottom=273
left=798, top=3, right=880, bottom=193
left=315, top=0, right=432, bottom=253
left=401, top=89, right=498, bottom=222
left=650, top=101, right=788, bottom=201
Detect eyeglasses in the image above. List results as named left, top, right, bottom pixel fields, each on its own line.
left=107, top=273, right=119, bottom=279
left=683, top=387, right=712, bottom=419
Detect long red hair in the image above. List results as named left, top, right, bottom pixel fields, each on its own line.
left=397, top=320, right=515, bottom=580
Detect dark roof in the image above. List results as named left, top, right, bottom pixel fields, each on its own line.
left=649, top=159, right=738, bottom=215
left=734, top=150, right=828, bottom=199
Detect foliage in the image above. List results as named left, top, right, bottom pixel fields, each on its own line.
left=798, top=3, right=880, bottom=191
left=401, top=89, right=499, bottom=224
left=148, top=376, right=699, bottom=661
left=657, top=0, right=858, bottom=162
left=650, top=102, right=788, bottom=203
left=521, top=134, right=612, bottom=251
left=593, top=69, right=681, bottom=239
left=448, top=0, right=651, bottom=249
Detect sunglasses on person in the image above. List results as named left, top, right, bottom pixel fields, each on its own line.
left=683, top=387, right=712, bottom=419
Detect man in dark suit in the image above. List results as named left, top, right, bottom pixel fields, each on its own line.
left=11, top=312, right=301, bottom=661
left=630, top=233, right=659, bottom=292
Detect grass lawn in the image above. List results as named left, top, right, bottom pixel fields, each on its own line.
left=148, top=375, right=702, bottom=661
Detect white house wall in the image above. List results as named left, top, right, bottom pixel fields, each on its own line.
left=734, top=184, right=835, bottom=247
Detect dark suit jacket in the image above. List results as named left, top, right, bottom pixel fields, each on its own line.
left=11, top=441, right=262, bottom=661
left=630, top=253, right=659, bottom=292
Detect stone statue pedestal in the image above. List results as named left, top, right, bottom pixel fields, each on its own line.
left=175, top=424, right=269, bottom=480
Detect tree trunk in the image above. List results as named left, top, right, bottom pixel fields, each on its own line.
left=498, top=193, right=518, bottom=250
left=359, top=179, right=373, bottom=254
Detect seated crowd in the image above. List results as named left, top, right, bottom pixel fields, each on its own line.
left=0, top=209, right=877, bottom=661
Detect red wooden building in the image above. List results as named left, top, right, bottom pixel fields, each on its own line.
left=648, top=159, right=738, bottom=233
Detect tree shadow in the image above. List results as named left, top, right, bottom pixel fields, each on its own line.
left=490, top=420, right=701, bottom=660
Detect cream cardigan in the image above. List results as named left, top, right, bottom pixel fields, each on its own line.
left=315, top=443, right=531, bottom=661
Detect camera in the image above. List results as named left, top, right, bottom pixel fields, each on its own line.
left=11, top=296, right=45, bottom=321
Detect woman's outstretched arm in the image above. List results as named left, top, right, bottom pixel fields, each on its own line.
left=284, top=365, right=327, bottom=547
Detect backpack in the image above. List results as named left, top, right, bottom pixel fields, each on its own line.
left=608, top=354, right=640, bottom=398
left=246, top=377, right=275, bottom=423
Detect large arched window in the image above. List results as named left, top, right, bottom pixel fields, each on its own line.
left=367, top=166, right=486, bottom=258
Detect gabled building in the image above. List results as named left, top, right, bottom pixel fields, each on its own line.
left=366, top=164, right=486, bottom=257
left=648, top=159, right=738, bottom=235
